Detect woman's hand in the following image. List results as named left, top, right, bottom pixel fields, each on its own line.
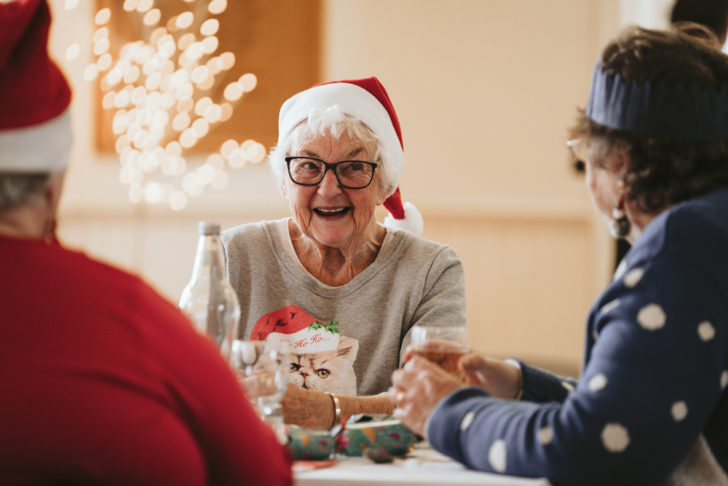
left=403, top=344, right=522, bottom=399
left=457, top=354, right=522, bottom=399
left=391, top=356, right=464, bottom=436
left=280, top=385, right=334, bottom=430
left=404, top=341, right=466, bottom=375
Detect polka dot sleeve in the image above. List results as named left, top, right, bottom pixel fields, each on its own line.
left=426, top=249, right=728, bottom=485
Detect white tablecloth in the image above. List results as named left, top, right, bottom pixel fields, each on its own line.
left=294, top=445, right=551, bottom=486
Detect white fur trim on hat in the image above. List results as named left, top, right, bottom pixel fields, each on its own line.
left=384, top=201, right=424, bottom=234
left=266, top=326, right=340, bottom=353
left=0, top=109, right=71, bottom=173
left=278, top=83, right=404, bottom=197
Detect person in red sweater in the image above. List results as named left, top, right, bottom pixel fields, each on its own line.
left=0, top=1, right=291, bottom=484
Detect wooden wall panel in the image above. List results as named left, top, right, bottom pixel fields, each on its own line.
left=94, top=0, right=320, bottom=153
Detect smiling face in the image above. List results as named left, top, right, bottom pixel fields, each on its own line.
left=281, top=124, right=388, bottom=252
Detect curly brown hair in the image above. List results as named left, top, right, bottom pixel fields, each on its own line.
left=671, top=0, right=728, bottom=43
left=570, top=23, right=728, bottom=214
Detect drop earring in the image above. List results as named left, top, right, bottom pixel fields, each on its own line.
left=608, top=196, right=631, bottom=239
left=43, top=214, right=57, bottom=244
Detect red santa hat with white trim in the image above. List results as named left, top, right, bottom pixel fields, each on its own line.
left=0, top=0, right=72, bottom=173
left=252, top=305, right=342, bottom=354
left=278, top=76, right=424, bottom=235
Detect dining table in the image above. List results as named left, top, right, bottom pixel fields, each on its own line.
left=293, top=443, right=552, bottom=486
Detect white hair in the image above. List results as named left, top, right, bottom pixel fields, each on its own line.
left=268, top=106, right=398, bottom=196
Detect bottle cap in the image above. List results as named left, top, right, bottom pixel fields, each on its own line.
left=198, top=221, right=221, bottom=236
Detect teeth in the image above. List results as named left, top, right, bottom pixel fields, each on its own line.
left=316, top=208, right=346, bottom=214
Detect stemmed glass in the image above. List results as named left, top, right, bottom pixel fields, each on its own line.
left=231, top=340, right=289, bottom=444
left=409, top=325, right=469, bottom=375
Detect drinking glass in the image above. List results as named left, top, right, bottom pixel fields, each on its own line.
left=231, top=339, right=289, bottom=444
left=409, top=325, right=468, bottom=375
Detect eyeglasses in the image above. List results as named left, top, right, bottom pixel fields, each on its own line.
left=566, top=139, right=586, bottom=173
left=285, top=156, right=378, bottom=189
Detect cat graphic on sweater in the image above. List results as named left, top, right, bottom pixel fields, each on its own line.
left=251, top=304, right=359, bottom=396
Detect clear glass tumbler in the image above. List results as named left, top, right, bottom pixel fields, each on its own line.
left=231, top=339, right=289, bottom=444
left=409, top=325, right=469, bottom=375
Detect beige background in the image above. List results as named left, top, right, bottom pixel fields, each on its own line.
left=50, top=0, right=673, bottom=376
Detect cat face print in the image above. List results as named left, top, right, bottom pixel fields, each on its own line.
left=253, top=305, right=360, bottom=395
left=288, top=335, right=359, bottom=396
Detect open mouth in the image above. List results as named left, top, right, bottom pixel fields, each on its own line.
left=313, top=207, right=350, bottom=218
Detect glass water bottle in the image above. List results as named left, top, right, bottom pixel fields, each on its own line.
left=178, top=221, right=240, bottom=361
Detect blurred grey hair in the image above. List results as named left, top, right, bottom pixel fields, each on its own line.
left=0, top=173, right=52, bottom=210
left=268, top=107, right=397, bottom=196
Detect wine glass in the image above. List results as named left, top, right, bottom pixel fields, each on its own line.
left=231, top=339, right=289, bottom=443
left=408, top=325, right=468, bottom=375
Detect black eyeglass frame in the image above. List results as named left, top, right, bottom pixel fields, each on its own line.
left=284, top=156, right=379, bottom=189
left=566, top=139, right=586, bottom=174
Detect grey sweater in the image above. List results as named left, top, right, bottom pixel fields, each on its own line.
left=222, top=218, right=467, bottom=396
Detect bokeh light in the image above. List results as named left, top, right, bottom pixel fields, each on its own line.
left=94, top=8, right=111, bottom=25
left=200, top=19, right=219, bottom=36
left=143, top=8, right=161, bottom=26
left=208, top=0, right=227, bottom=15
left=65, top=43, right=80, bottom=61
left=87, top=1, right=262, bottom=210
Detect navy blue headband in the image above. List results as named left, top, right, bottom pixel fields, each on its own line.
left=586, top=64, right=728, bottom=140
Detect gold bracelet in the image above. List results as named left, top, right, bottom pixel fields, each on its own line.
left=326, top=392, right=342, bottom=428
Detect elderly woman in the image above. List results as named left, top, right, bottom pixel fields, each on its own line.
left=222, top=77, right=466, bottom=429
left=391, top=24, right=728, bottom=486
left=0, top=1, right=291, bottom=484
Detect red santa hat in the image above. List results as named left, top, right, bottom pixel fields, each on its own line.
left=277, top=76, right=424, bottom=235
left=252, top=305, right=341, bottom=354
left=0, top=0, right=72, bottom=173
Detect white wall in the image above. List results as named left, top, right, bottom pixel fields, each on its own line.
left=620, top=0, right=673, bottom=29
left=49, top=0, right=676, bottom=375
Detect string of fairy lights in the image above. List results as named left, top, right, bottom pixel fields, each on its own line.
left=62, top=0, right=266, bottom=211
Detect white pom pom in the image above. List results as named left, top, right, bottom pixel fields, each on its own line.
left=384, top=201, right=423, bottom=235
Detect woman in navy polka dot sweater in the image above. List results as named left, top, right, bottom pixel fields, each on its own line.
left=392, top=24, right=728, bottom=486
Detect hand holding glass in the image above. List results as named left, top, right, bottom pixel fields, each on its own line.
left=231, top=340, right=289, bottom=443
left=409, top=325, right=468, bottom=375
